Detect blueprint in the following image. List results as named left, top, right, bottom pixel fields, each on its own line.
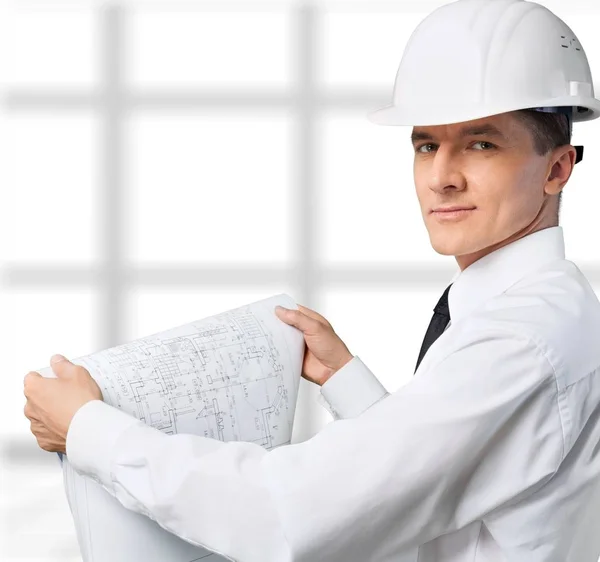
left=37, top=293, right=305, bottom=562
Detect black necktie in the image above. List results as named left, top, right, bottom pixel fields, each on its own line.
left=414, top=284, right=452, bottom=373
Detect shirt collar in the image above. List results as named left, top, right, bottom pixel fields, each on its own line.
left=448, top=226, right=566, bottom=325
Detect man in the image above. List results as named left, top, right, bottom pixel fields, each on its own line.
left=23, top=0, right=600, bottom=560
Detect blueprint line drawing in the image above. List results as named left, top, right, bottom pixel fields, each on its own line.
left=37, top=293, right=305, bottom=562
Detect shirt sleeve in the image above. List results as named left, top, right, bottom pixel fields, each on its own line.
left=66, top=326, right=566, bottom=562
left=316, top=356, right=390, bottom=420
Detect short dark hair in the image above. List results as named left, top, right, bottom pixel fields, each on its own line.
left=511, top=109, right=572, bottom=213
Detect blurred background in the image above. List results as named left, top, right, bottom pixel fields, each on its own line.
left=1, top=0, right=599, bottom=559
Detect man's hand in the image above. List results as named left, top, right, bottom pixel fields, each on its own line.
left=275, top=304, right=353, bottom=386
left=23, top=354, right=103, bottom=453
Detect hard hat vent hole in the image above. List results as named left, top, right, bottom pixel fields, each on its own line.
left=561, top=35, right=582, bottom=51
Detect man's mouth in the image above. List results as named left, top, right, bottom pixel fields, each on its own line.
left=430, top=206, right=476, bottom=221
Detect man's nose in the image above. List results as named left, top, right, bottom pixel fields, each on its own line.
left=427, top=149, right=467, bottom=193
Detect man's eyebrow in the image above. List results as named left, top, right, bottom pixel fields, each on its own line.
left=410, top=124, right=507, bottom=144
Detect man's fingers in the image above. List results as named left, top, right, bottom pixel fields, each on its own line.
left=23, top=371, right=42, bottom=397
left=23, top=370, right=42, bottom=385
left=29, top=418, right=61, bottom=453
left=23, top=400, right=39, bottom=421
left=275, top=306, right=322, bottom=334
left=49, top=354, right=75, bottom=378
left=30, top=417, right=45, bottom=433
left=296, top=305, right=333, bottom=329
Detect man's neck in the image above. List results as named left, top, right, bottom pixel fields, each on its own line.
left=455, top=220, right=559, bottom=271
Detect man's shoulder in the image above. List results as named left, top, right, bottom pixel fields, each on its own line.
left=471, top=259, right=600, bottom=388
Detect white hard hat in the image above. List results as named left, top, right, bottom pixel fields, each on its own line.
left=369, top=0, right=600, bottom=142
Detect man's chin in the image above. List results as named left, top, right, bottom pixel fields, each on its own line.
left=429, top=237, right=480, bottom=257
left=428, top=236, right=459, bottom=256
left=431, top=246, right=457, bottom=256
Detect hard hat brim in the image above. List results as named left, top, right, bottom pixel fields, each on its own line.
left=367, top=94, right=600, bottom=127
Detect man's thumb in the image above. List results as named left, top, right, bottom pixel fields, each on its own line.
left=275, top=306, right=320, bottom=335
left=50, top=354, right=73, bottom=377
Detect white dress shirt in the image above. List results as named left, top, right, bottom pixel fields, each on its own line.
left=66, top=226, right=600, bottom=562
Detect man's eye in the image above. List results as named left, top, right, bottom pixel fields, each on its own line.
left=472, top=141, right=496, bottom=150
left=416, top=143, right=437, bottom=153
left=415, top=141, right=496, bottom=154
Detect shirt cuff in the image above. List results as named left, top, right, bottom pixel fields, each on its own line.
left=319, top=356, right=388, bottom=419
left=66, top=400, right=141, bottom=490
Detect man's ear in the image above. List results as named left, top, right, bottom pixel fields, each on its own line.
left=545, top=146, right=576, bottom=195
